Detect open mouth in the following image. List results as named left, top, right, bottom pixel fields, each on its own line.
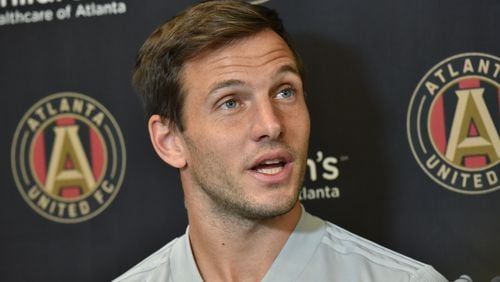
left=247, top=150, right=294, bottom=183
left=251, top=158, right=287, bottom=175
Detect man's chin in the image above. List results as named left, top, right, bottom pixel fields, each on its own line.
left=238, top=197, right=299, bottom=221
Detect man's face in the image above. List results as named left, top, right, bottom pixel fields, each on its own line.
left=178, top=29, right=310, bottom=220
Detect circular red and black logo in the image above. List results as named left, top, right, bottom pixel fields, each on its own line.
left=11, top=92, right=126, bottom=223
left=408, top=53, right=499, bottom=194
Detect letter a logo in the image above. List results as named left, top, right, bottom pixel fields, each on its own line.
left=45, top=123, right=97, bottom=198
left=445, top=86, right=500, bottom=166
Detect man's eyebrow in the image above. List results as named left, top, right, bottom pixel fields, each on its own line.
left=275, top=64, right=299, bottom=77
left=207, top=64, right=299, bottom=95
left=208, top=79, right=246, bottom=95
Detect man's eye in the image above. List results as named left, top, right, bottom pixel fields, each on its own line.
left=276, top=87, right=296, bottom=99
left=220, top=99, right=239, bottom=110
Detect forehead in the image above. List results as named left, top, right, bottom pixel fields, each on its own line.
left=180, top=29, right=299, bottom=89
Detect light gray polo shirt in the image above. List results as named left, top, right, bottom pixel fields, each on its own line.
left=114, top=208, right=447, bottom=281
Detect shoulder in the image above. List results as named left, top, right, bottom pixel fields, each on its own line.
left=112, top=236, right=181, bottom=282
left=313, top=219, right=447, bottom=281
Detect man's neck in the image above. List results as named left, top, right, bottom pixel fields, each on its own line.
left=187, top=201, right=302, bottom=282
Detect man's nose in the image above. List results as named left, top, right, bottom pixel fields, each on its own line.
left=250, top=99, right=283, bottom=142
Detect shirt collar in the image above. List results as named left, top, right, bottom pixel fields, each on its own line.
left=171, top=227, right=204, bottom=282
left=262, top=206, right=326, bottom=282
left=172, top=206, right=325, bottom=282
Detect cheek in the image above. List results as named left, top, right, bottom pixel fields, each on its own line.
left=285, top=106, right=310, bottom=137
left=301, top=107, right=311, bottom=132
left=186, top=129, right=245, bottom=166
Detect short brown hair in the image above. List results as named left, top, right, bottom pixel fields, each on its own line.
left=132, top=0, right=302, bottom=131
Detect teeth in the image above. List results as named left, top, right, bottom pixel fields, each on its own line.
left=256, top=166, right=283, bottom=175
left=262, top=159, right=281, bottom=165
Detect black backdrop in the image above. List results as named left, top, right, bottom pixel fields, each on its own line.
left=1, top=0, right=499, bottom=281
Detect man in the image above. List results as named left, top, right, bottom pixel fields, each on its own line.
left=115, top=1, right=448, bottom=281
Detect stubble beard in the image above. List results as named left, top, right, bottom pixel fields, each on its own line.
left=185, top=137, right=306, bottom=222
left=199, top=176, right=300, bottom=222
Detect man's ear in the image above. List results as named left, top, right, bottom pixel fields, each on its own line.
left=148, top=114, right=187, bottom=168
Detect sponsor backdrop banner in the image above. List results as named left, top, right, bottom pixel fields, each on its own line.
left=1, top=0, right=498, bottom=281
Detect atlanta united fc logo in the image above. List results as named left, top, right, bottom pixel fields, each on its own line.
left=407, top=53, right=499, bottom=194
left=11, top=92, right=126, bottom=223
